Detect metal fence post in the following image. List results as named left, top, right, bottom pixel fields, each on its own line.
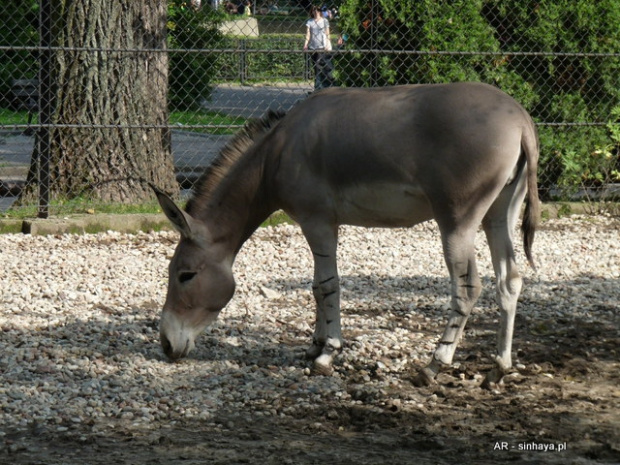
left=240, top=39, right=247, bottom=84
left=305, top=50, right=311, bottom=80
left=38, top=0, right=52, bottom=219
left=369, top=0, right=379, bottom=87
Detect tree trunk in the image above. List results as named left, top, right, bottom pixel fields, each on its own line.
left=25, top=0, right=176, bottom=205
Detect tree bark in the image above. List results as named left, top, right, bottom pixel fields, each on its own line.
left=24, top=0, right=176, bottom=205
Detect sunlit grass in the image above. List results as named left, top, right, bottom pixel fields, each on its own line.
left=0, top=109, right=246, bottom=135
left=2, top=198, right=163, bottom=219
left=170, top=110, right=247, bottom=134
left=0, top=108, right=38, bottom=128
left=3, top=194, right=295, bottom=230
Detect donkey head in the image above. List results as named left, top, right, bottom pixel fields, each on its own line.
left=154, top=189, right=235, bottom=361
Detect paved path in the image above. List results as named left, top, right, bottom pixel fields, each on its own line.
left=1, top=84, right=311, bottom=171
left=0, top=85, right=311, bottom=211
left=0, top=131, right=229, bottom=174
left=202, top=84, right=311, bottom=118
left=0, top=131, right=228, bottom=211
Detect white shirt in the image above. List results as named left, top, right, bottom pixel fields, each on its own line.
left=305, top=17, right=330, bottom=50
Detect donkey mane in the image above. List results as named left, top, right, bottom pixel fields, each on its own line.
left=186, top=110, right=286, bottom=215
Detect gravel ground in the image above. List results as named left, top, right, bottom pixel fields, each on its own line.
left=0, top=215, right=619, bottom=464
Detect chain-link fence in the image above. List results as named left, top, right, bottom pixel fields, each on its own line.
left=1, top=0, right=619, bottom=217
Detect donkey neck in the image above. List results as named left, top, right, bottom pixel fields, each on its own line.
left=185, top=111, right=285, bottom=257
left=192, top=149, right=276, bottom=256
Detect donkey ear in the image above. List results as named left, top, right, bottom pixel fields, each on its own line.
left=151, top=185, right=193, bottom=238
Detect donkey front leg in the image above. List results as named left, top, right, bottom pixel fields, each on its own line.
left=413, top=229, right=482, bottom=386
left=309, top=271, right=342, bottom=375
left=301, top=222, right=342, bottom=375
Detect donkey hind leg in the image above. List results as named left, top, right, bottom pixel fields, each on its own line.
left=413, top=227, right=482, bottom=386
left=301, top=222, right=342, bottom=375
left=481, top=169, right=528, bottom=388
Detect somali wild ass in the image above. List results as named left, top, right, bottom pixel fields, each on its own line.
left=153, top=82, right=540, bottom=387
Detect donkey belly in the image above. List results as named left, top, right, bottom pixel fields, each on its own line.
left=336, top=183, right=433, bottom=227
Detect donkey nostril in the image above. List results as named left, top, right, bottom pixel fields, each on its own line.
left=181, top=339, right=191, bottom=358
left=161, top=334, right=173, bottom=358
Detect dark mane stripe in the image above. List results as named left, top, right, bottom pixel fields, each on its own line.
left=186, top=110, right=286, bottom=215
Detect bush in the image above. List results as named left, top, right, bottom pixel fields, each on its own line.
left=486, top=0, right=620, bottom=195
left=336, top=0, right=620, bottom=196
left=167, top=1, right=223, bottom=110
left=0, top=1, right=223, bottom=112
left=0, top=0, right=39, bottom=109
left=214, top=35, right=307, bottom=83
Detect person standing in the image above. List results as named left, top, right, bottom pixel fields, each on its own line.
left=303, top=6, right=334, bottom=90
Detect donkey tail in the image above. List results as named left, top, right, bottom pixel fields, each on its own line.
left=521, top=120, right=541, bottom=270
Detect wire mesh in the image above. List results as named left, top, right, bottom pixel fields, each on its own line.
left=1, top=0, right=619, bottom=217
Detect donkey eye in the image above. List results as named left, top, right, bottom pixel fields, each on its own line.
left=178, top=271, right=197, bottom=284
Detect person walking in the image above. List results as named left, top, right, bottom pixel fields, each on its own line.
left=303, top=5, right=334, bottom=90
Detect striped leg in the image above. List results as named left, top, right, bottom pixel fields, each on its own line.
left=481, top=168, right=528, bottom=388
left=413, top=227, right=482, bottom=386
left=301, top=222, right=342, bottom=375
left=482, top=221, right=521, bottom=388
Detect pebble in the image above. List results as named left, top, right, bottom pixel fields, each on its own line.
left=0, top=215, right=618, bottom=433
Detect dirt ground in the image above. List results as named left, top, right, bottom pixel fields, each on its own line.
left=2, top=309, right=618, bottom=465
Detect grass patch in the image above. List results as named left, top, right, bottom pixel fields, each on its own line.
left=170, top=110, right=246, bottom=134
left=0, top=109, right=246, bottom=135
left=0, top=220, right=23, bottom=234
left=0, top=108, right=38, bottom=128
left=3, top=199, right=163, bottom=219
left=5, top=199, right=294, bottom=231
left=557, top=203, right=573, bottom=218
left=261, top=210, right=295, bottom=227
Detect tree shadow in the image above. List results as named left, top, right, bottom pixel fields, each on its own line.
left=2, top=274, right=618, bottom=464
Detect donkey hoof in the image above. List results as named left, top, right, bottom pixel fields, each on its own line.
left=311, top=355, right=334, bottom=376
left=481, top=356, right=511, bottom=389
left=481, top=367, right=505, bottom=390
left=305, top=343, right=324, bottom=360
left=411, top=367, right=437, bottom=387
left=311, top=363, right=334, bottom=376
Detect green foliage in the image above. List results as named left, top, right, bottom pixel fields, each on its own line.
left=337, top=0, right=620, bottom=196
left=337, top=0, right=514, bottom=87
left=214, top=35, right=307, bottom=83
left=539, top=122, right=620, bottom=198
left=484, top=0, right=620, bottom=123
left=1, top=1, right=223, bottom=112
left=261, top=210, right=296, bottom=227
left=167, top=1, right=224, bottom=110
left=0, top=107, right=37, bottom=126
left=552, top=106, right=620, bottom=195
left=491, top=0, right=620, bottom=194
left=0, top=0, right=39, bottom=109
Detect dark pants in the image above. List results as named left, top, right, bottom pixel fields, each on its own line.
left=311, top=51, right=335, bottom=90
